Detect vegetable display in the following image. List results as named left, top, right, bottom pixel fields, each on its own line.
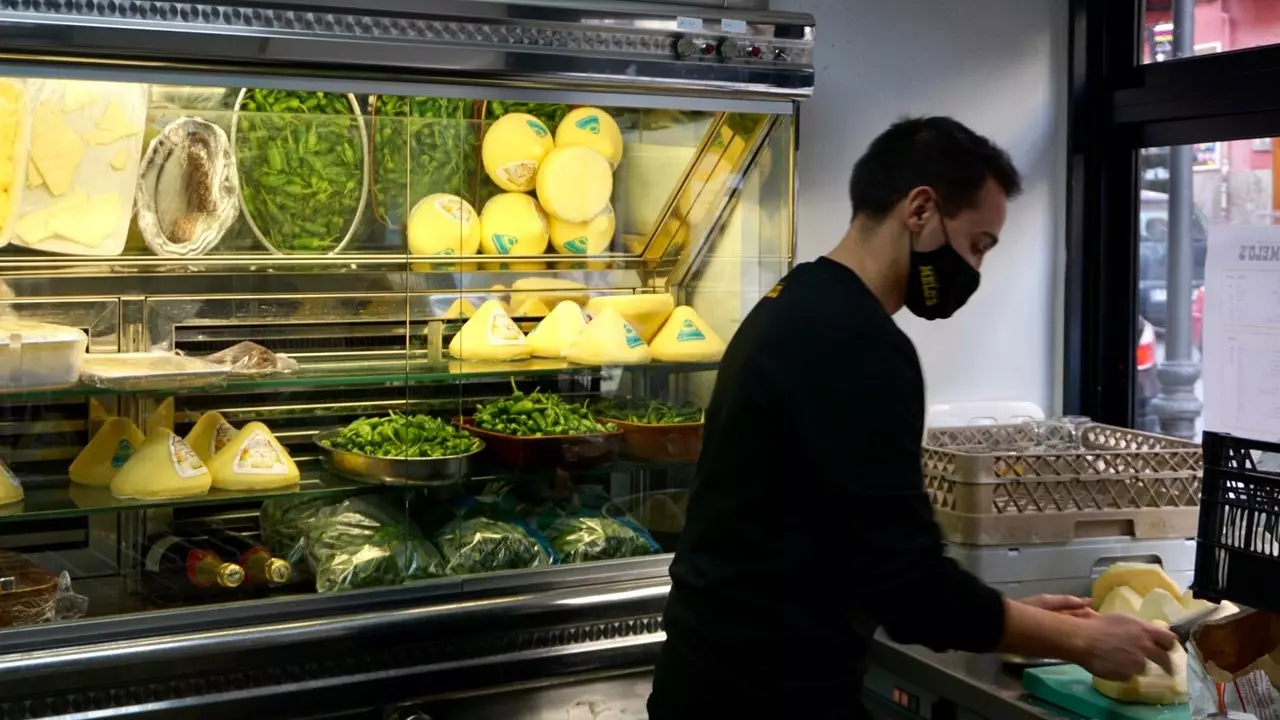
left=473, top=382, right=617, bottom=437
left=371, top=95, right=477, bottom=227
left=540, top=513, right=659, bottom=564
left=434, top=516, right=554, bottom=575
left=234, top=89, right=365, bottom=253
left=593, top=398, right=704, bottom=425
left=260, top=495, right=339, bottom=578
left=323, top=413, right=481, bottom=458
left=305, top=496, right=446, bottom=592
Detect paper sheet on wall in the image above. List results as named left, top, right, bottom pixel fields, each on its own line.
left=1203, top=225, right=1280, bottom=440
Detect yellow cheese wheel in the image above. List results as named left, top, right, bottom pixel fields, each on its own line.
left=185, top=412, right=237, bottom=464
left=448, top=299, right=531, bottom=361
left=649, top=305, right=726, bottom=362
left=549, top=203, right=615, bottom=255
left=69, top=417, right=146, bottom=487
left=536, top=146, right=613, bottom=223
left=1090, top=562, right=1182, bottom=609
left=527, top=301, right=587, bottom=358
left=479, top=192, right=549, bottom=256
left=110, top=429, right=212, bottom=500
left=585, top=294, right=675, bottom=343
left=555, top=107, right=623, bottom=169
left=208, top=422, right=300, bottom=491
left=566, top=307, right=651, bottom=366
left=0, top=459, right=22, bottom=506
left=482, top=113, right=555, bottom=192
left=407, top=193, right=481, bottom=256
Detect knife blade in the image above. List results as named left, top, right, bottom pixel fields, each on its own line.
left=1169, top=605, right=1222, bottom=645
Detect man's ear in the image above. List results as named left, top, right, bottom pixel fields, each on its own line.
left=903, top=186, right=935, bottom=233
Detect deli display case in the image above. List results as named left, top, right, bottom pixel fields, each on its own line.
left=0, top=0, right=811, bottom=716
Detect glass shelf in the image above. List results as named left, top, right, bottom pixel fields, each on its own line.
left=0, top=359, right=719, bottom=401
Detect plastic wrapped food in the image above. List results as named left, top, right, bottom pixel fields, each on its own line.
left=205, top=341, right=299, bottom=376
left=260, top=495, right=341, bottom=575
left=540, top=512, right=660, bottom=564
left=305, top=496, right=445, bottom=593
left=434, top=517, right=554, bottom=576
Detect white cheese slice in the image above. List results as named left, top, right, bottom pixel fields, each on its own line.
left=47, top=193, right=120, bottom=247
left=62, top=81, right=102, bottom=113
left=16, top=191, right=88, bottom=245
left=110, top=150, right=129, bottom=171
left=83, top=100, right=139, bottom=146
left=29, top=101, right=84, bottom=196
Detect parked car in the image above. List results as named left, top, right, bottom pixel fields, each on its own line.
left=1134, top=315, right=1161, bottom=433
left=1137, top=189, right=1208, bottom=331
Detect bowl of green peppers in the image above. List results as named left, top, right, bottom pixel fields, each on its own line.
left=232, top=88, right=371, bottom=255
left=315, top=413, right=483, bottom=487
left=593, top=398, right=704, bottom=463
left=459, top=384, right=622, bottom=472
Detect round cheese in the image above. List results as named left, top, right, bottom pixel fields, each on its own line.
left=479, top=192, right=549, bottom=256
left=536, top=146, right=613, bottom=223
left=208, top=422, right=299, bottom=491
left=549, top=203, right=615, bottom=255
left=555, top=107, right=623, bottom=169
left=407, top=193, right=481, bottom=256
left=482, top=113, right=555, bottom=192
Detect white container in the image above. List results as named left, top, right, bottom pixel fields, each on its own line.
left=11, top=79, right=148, bottom=257
left=0, top=321, right=88, bottom=391
left=0, top=77, right=31, bottom=249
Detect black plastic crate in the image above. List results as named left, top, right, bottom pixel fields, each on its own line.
left=1193, top=432, right=1280, bottom=611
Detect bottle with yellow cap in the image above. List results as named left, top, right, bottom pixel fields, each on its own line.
left=143, top=534, right=246, bottom=595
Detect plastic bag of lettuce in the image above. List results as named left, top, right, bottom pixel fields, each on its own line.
left=260, top=495, right=338, bottom=581
left=536, top=510, right=660, bottom=564
left=304, top=496, right=446, bottom=592
left=430, top=491, right=557, bottom=576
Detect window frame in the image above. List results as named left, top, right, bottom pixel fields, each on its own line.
left=1064, top=0, right=1280, bottom=425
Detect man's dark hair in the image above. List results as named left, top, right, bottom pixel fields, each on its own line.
left=848, top=116, right=1022, bottom=220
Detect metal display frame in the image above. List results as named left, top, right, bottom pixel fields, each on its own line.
left=1063, top=0, right=1280, bottom=428
left=0, top=0, right=812, bottom=716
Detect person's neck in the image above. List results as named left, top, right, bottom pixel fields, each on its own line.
left=824, top=220, right=906, bottom=314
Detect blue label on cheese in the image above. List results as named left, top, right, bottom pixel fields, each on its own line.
left=675, top=319, right=705, bottom=342
left=623, top=322, right=644, bottom=349
left=575, top=115, right=601, bottom=135
left=526, top=119, right=549, bottom=137
left=110, top=439, right=136, bottom=469
left=563, top=237, right=588, bottom=254
left=492, top=234, right=518, bottom=254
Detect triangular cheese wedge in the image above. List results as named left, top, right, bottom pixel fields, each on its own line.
left=1091, top=562, right=1181, bottom=609
left=110, top=429, right=211, bottom=500
left=147, top=397, right=175, bottom=437
left=442, top=298, right=476, bottom=320
left=1098, top=586, right=1143, bottom=616
left=69, top=417, right=146, bottom=487
left=586, top=294, right=675, bottom=342
left=448, top=299, right=531, bottom=361
left=1138, top=588, right=1188, bottom=624
left=527, top=301, right=588, bottom=358
left=185, top=412, right=237, bottom=464
left=566, top=307, right=651, bottom=366
left=513, top=297, right=551, bottom=318
left=208, top=422, right=300, bottom=491
left=0, top=459, right=23, bottom=506
left=649, top=305, right=726, bottom=362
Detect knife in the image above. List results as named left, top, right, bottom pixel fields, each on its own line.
left=1169, top=605, right=1222, bottom=645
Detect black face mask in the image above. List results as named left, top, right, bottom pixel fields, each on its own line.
left=905, top=217, right=980, bottom=321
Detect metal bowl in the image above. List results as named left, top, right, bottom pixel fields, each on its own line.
left=230, top=89, right=371, bottom=256
left=313, top=430, right=482, bottom=487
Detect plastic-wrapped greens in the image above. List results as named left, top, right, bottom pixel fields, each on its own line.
left=541, top=512, right=660, bottom=564
left=434, top=516, right=554, bottom=576
left=305, top=496, right=445, bottom=592
left=260, top=495, right=340, bottom=577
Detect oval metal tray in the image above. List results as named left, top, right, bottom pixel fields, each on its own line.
left=313, top=430, right=482, bottom=487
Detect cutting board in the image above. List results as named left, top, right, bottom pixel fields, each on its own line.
left=1023, top=664, right=1190, bottom=720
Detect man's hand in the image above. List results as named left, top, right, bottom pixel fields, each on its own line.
left=1019, top=594, right=1097, bottom=619
left=1077, top=613, right=1178, bottom=681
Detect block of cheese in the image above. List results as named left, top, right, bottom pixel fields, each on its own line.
left=1093, top=621, right=1189, bottom=705
left=1138, top=588, right=1189, bottom=624
left=16, top=191, right=86, bottom=245
left=650, top=305, right=726, bottom=362
left=208, top=422, right=299, bottom=491
left=1091, top=562, right=1182, bottom=609
left=110, top=429, right=212, bottom=500
left=509, top=277, right=590, bottom=309
left=555, top=107, right=624, bottom=169
left=442, top=298, right=476, bottom=320
left=482, top=113, right=554, bottom=192
left=29, top=100, right=84, bottom=196
left=448, top=299, right=531, bottom=361
left=536, top=145, right=613, bottom=223
left=586, top=294, right=675, bottom=343
left=83, top=100, right=139, bottom=146
left=1181, top=589, right=1240, bottom=622
left=61, top=81, right=101, bottom=113
left=1098, top=586, right=1143, bottom=616
left=46, top=193, right=120, bottom=247
left=185, top=412, right=237, bottom=464
left=480, top=192, right=549, bottom=256
left=0, top=459, right=23, bottom=506
left=566, top=307, right=651, bottom=366
left=527, top=301, right=587, bottom=358
left=69, top=417, right=146, bottom=487
left=513, top=297, right=551, bottom=318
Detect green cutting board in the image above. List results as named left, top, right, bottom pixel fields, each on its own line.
left=1023, top=664, right=1190, bottom=720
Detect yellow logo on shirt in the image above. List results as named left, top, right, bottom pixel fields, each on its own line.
left=764, top=281, right=784, bottom=298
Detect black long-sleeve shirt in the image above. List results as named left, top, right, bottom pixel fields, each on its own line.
left=648, top=257, right=1006, bottom=719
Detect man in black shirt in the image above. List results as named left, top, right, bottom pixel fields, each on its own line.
left=648, top=117, right=1176, bottom=719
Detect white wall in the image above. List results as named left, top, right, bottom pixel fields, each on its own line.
left=773, top=0, right=1068, bottom=414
